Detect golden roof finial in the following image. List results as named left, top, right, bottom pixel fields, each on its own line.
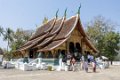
left=64, top=8, right=67, bottom=18
left=78, top=4, right=81, bottom=15
left=56, top=9, right=59, bottom=18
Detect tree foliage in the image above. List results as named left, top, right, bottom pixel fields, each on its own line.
left=0, top=27, right=14, bottom=60
left=3, top=28, right=14, bottom=53
left=0, top=27, right=33, bottom=60
left=0, top=26, right=4, bottom=36
left=10, top=28, right=33, bottom=51
left=86, top=16, right=120, bottom=60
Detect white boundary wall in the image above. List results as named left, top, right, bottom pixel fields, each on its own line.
left=112, top=61, right=120, bottom=65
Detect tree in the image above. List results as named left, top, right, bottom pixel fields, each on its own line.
left=0, top=26, right=4, bottom=36
left=86, top=16, right=114, bottom=45
left=10, top=28, right=33, bottom=51
left=3, top=28, right=14, bottom=53
left=114, top=49, right=120, bottom=61
left=0, top=47, right=3, bottom=55
left=102, top=32, right=120, bottom=60
left=86, top=16, right=120, bottom=61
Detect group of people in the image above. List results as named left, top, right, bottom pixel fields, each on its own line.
left=59, top=51, right=97, bottom=72
left=84, top=54, right=97, bottom=72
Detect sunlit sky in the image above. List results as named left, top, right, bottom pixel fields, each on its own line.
left=0, top=0, right=120, bottom=49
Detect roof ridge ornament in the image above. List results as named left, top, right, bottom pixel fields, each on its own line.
left=64, top=8, right=67, bottom=18
left=77, top=4, right=81, bottom=15
left=56, top=9, right=59, bottom=19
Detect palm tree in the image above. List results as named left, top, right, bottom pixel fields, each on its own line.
left=0, top=26, right=4, bottom=36
left=3, top=28, right=14, bottom=53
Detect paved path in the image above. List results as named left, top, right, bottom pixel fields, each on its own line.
left=0, top=65, right=120, bottom=80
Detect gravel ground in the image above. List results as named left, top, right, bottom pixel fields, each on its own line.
left=0, top=65, right=120, bottom=80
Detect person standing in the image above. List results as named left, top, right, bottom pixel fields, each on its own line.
left=87, top=54, right=91, bottom=63
left=81, top=55, right=85, bottom=70
left=58, top=51, right=63, bottom=71
left=84, top=54, right=88, bottom=72
left=71, top=56, right=76, bottom=71
left=92, top=59, right=96, bottom=72
left=67, top=52, right=72, bottom=71
left=84, top=61, right=88, bottom=72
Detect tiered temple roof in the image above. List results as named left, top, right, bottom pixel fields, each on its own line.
left=19, top=14, right=98, bottom=53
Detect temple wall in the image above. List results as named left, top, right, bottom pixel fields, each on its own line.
left=68, top=27, right=83, bottom=44
left=54, top=27, right=83, bottom=53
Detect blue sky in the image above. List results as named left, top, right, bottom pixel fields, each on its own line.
left=0, top=0, right=120, bottom=49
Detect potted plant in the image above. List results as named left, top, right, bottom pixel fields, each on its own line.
left=47, top=66, right=52, bottom=71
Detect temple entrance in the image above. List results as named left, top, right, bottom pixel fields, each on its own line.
left=61, top=50, right=66, bottom=57
left=47, top=51, right=53, bottom=58
left=75, top=43, right=82, bottom=61
left=29, top=49, right=34, bottom=58
left=75, top=42, right=81, bottom=53
left=41, top=52, right=46, bottom=58
left=69, top=42, right=75, bottom=55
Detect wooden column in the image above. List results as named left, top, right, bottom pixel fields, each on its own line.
left=81, top=37, right=85, bottom=54
left=66, top=40, right=69, bottom=54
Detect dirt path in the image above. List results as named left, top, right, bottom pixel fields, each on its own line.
left=0, top=65, right=120, bottom=80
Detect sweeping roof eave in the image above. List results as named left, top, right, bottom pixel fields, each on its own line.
left=77, top=16, right=98, bottom=53
left=18, top=33, right=49, bottom=51
left=37, top=36, right=70, bottom=52
left=84, top=37, right=98, bottom=53
left=29, top=18, right=56, bottom=40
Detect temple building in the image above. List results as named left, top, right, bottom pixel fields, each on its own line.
left=18, top=13, right=98, bottom=59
